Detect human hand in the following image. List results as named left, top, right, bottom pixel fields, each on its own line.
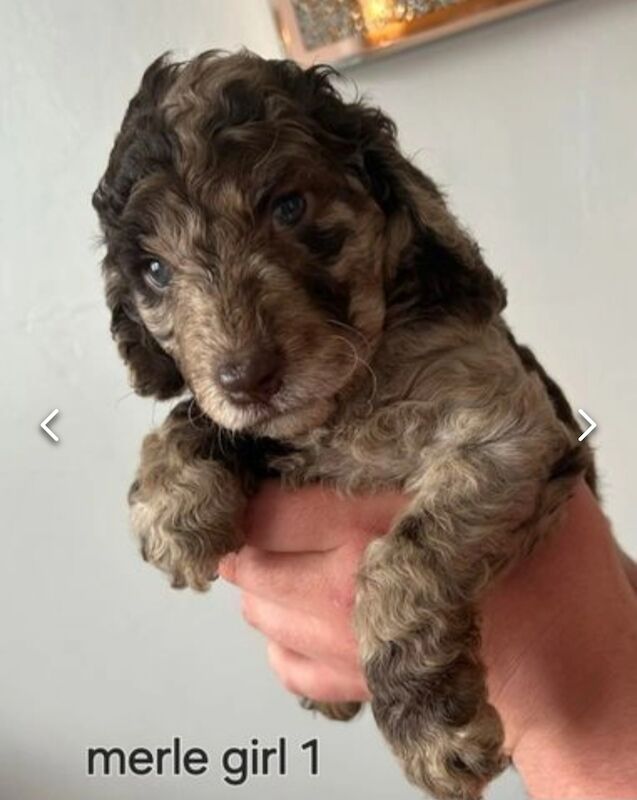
left=219, top=483, right=408, bottom=704
left=219, top=480, right=637, bottom=797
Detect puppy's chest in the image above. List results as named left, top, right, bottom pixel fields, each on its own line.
left=265, top=324, right=519, bottom=492
left=268, top=389, right=440, bottom=493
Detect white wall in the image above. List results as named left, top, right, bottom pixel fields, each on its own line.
left=1, top=1, right=635, bottom=799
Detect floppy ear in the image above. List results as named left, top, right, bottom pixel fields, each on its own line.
left=356, top=125, right=507, bottom=322
left=93, top=53, right=184, bottom=400
left=284, top=62, right=506, bottom=322
left=92, top=53, right=179, bottom=227
left=104, top=264, right=184, bottom=399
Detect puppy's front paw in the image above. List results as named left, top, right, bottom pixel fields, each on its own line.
left=128, top=429, right=245, bottom=590
left=129, top=470, right=243, bottom=590
left=419, top=705, right=508, bottom=800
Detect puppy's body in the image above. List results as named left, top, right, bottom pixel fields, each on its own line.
left=94, top=50, right=594, bottom=800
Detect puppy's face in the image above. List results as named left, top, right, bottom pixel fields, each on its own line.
left=130, top=150, right=386, bottom=437
left=94, top=52, right=505, bottom=437
left=95, top=53, right=389, bottom=436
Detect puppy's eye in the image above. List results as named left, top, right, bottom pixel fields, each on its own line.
left=272, top=192, right=306, bottom=227
left=143, top=259, right=171, bottom=290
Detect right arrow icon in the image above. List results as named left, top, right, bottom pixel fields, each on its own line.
left=577, top=409, right=597, bottom=442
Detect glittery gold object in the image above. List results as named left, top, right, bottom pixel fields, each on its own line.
left=292, top=0, right=362, bottom=50
left=292, top=0, right=460, bottom=48
left=271, top=0, right=559, bottom=66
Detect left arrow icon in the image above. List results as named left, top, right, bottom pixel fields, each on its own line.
left=40, top=409, right=60, bottom=442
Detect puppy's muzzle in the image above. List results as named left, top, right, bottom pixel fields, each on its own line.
left=217, top=346, right=283, bottom=405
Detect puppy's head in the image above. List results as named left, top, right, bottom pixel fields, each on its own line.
left=93, top=50, right=504, bottom=437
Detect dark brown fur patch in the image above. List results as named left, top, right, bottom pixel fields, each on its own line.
left=299, top=224, right=349, bottom=264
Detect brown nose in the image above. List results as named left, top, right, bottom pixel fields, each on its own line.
left=217, top=347, right=283, bottom=404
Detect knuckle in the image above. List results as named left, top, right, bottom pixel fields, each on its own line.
left=305, top=670, right=333, bottom=702
left=280, top=671, right=300, bottom=695
left=328, top=549, right=359, bottom=612
left=267, top=645, right=300, bottom=695
left=330, top=584, right=355, bottom=613
left=266, top=641, right=285, bottom=671
left=240, top=595, right=259, bottom=628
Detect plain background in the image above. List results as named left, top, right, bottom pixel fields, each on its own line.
left=1, top=1, right=636, bottom=798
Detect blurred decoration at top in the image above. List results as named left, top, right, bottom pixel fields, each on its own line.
left=271, top=0, right=560, bottom=67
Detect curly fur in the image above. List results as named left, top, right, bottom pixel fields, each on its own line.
left=93, top=50, right=595, bottom=800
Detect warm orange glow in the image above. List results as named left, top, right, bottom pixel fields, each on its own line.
left=359, top=0, right=408, bottom=44
left=280, top=24, right=292, bottom=49
left=359, top=0, right=394, bottom=29
left=271, top=0, right=561, bottom=68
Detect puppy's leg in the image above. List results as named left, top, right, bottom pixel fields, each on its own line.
left=129, top=400, right=246, bottom=591
left=357, top=528, right=505, bottom=800
left=355, top=422, right=583, bottom=799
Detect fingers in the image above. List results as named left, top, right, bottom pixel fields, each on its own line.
left=242, top=481, right=408, bottom=553
left=242, top=483, right=343, bottom=552
left=240, top=592, right=359, bottom=666
left=220, top=484, right=407, bottom=708
left=267, top=642, right=370, bottom=704
left=219, top=545, right=356, bottom=616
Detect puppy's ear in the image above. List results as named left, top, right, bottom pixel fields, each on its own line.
left=355, top=124, right=507, bottom=322
left=92, top=52, right=179, bottom=229
left=281, top=63, right=506, bottom=322
left=94, top=53, right=184, bottom=400
left=104, top=265, right=184, bottom=400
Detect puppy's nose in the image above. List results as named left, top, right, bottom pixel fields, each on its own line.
left=217, top=347, right=283, bottom=404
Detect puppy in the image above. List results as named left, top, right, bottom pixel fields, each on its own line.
left=93, top=50, right=595, bottom=800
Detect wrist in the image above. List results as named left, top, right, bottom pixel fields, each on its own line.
left=480, top=482, right=637, bottom=796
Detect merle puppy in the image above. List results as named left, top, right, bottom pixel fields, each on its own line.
left=93, top=50, right=594, bottom=800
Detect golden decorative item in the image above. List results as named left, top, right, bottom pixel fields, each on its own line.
left=270, top=0, right=561, bottom=66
